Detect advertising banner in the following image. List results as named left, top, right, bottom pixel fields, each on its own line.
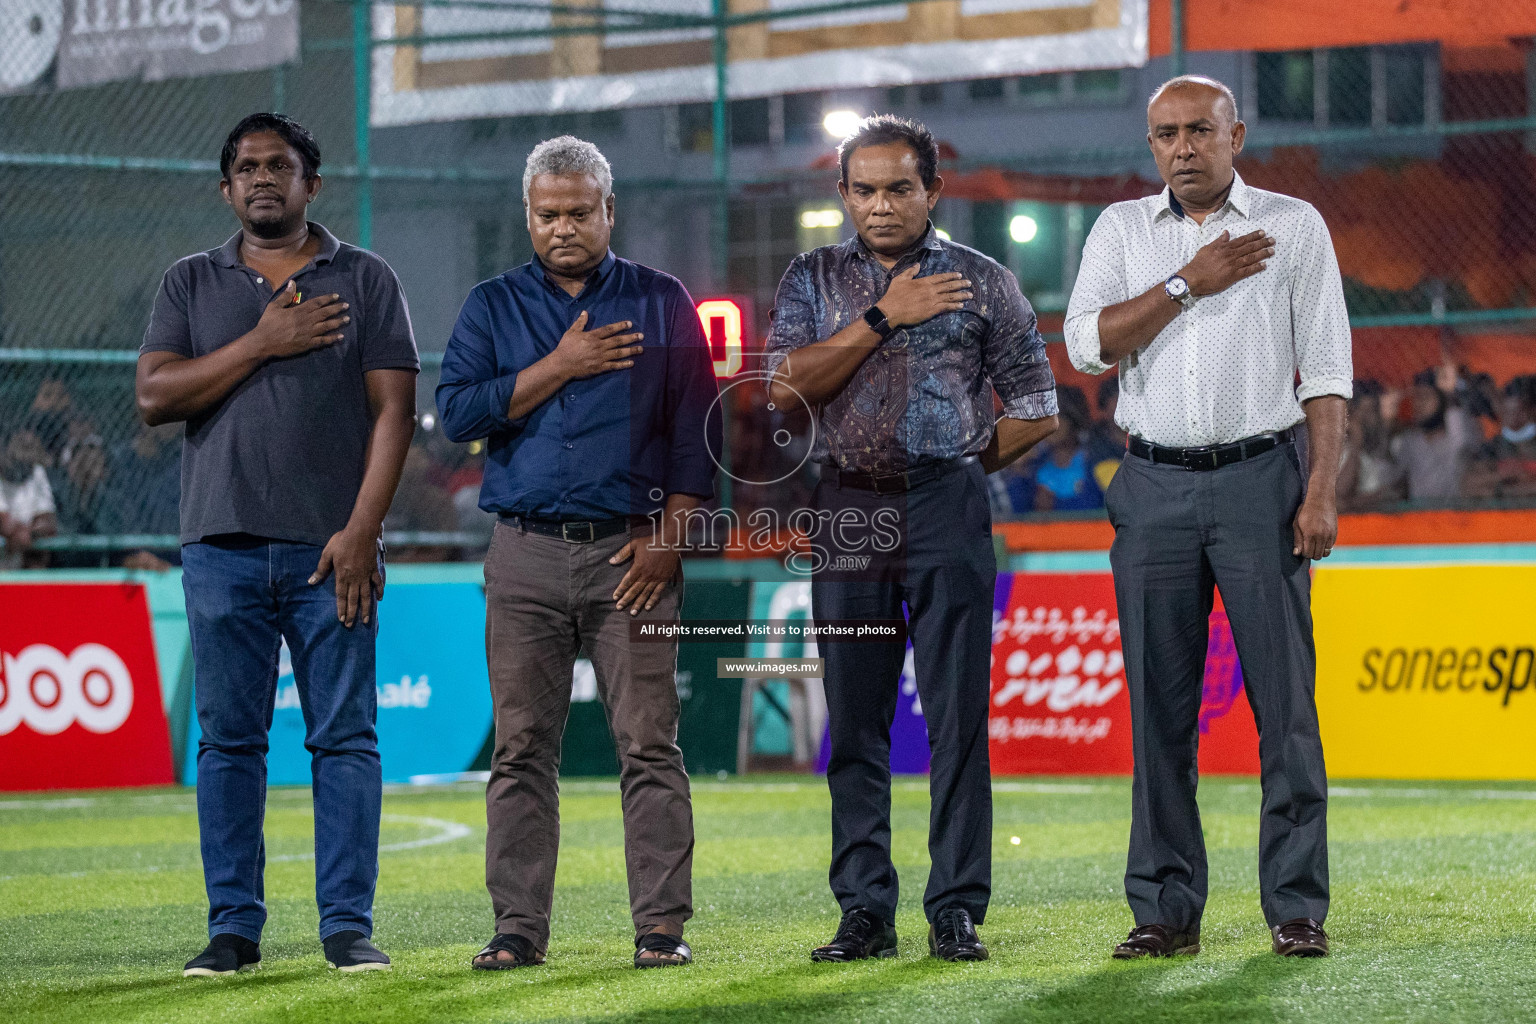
left=1, top=0, right=299, bottom=96
left=1312, top=565, right=1536, bottom=779
left=0, top=583, right=173, bottom=791
left=182, top=582, right=493, bottom=786
left=988, top=572, right=1259, bottom=775
left=371, top=0, right=1148, bottom=125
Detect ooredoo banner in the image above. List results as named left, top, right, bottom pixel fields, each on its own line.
left=1313, top=565, right=1536, bottom=779
left=0, top=583, right=173, bottom=791
left=988, top=572, right=1260, bottom=775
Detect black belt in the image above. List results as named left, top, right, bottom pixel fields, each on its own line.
left=1127, top=428, right=1294, bottom=472
left=499, top=513, right=630, bottom=543
left=825, top=455, right=977, bottom=494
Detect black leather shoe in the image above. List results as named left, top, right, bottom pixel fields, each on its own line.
left=1112, top=923, right=1201, bottom=959
left=928, top=907, right=988, bottom=962
left=183, top=933, right=260, bottom=977
left=811, top=908, right=898, bottom=962
left=1271, top=918, right=1329, bottom=957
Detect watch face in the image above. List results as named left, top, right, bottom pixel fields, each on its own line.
left=1166, top=276, right=1189, bottom=299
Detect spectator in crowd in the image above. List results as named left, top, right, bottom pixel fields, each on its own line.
left=1336, top=379, right=1404, bottom=511
left=1391, top=367, right=1479, bottom=503
left=49, top=430, right=111, bottom=568
left=1009, top=386, right=1103, bottom=513
left=384, top=444, right=460, bottom=562
left=0, top=429, right=58, bottom=568
left=114, top=421, right=184, bottom=570
left=25, top=377, right=75, bottom=463
left=1086, top=376, right=1127, bottom=492
left=1463, top=377, right=1536, bottom=501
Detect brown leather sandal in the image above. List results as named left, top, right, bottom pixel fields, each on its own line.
left=471, top=933, right=543, bottom=970
left=634, top=931, right=692, bottom=969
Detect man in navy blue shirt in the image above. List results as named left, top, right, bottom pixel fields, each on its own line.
left=437, top=136, right=719, bottom=972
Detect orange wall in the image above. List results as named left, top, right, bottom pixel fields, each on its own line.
left=1149, top=0, right=1536, bottom=56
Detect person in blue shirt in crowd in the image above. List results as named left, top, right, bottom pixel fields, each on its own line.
left=1009, top=386, right=1104, bottom=513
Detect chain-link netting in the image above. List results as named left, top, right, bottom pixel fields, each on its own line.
left=2, top=1, right=1535, bottom=566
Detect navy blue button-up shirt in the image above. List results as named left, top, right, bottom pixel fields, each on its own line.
left=436, top=252, right=720, bottom=519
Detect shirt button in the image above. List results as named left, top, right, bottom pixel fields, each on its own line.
left=256, top=277, right=264, bottom=284
left=564, top=442, right=574, bottom=449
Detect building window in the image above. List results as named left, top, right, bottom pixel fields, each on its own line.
left=1257, top=50, right=1314, bottom=121
left=886, top=85, right=909, bottom=107
left=678, top=102, right=714, bottom=153
left=783, top=92, right=824, bottom=144
left=1258, top=45, right=1430, bottom=127
left=1327, top=47, right=1372, bottom=125
left=1017, top=71, right=1064, bottom=104
left=1073, top=68, right=1122, bottom=98
left=968, top=77, right=1006, bottom=102
left=917, top=82, right=945, bottom=105
left=1383, top=45, right=1427, bottom=124
left=731, top=97, right=771, bottom=146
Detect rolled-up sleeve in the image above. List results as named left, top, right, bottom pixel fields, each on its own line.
left=662, top=283, right=722, bottom=499
left=1291, top=205, right=1354, bottom=404
left=981, top=263, right=1059, bottom=421
left=763, top=255, right=818, bottom=385
left=1064, top=211, right=1128, bottom=376
left=435, top=286, right=523, bottom=443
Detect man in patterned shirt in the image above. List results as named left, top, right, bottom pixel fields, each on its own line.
left=765, top=115, right=1059, bottom=964
left=1065, top=76, right=1351, bottom=961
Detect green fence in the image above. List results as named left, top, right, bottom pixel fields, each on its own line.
left=3, top=0, right=1535, bottom=561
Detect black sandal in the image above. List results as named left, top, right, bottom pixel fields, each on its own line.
left=471, top=933, right=543, bottom=970
left=634, top=931, right=692, bottom=969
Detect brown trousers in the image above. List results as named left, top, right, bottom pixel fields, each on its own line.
left=482, top=520, right=693, bottom=953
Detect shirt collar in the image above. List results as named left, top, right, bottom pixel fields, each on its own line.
left=212, top=221, right=343, bottom=269
left=533, top=249, right=616, bottom=297
left=1160, top=171, right=1249, bottom=221
left=845, top=222, right=944, bottom=265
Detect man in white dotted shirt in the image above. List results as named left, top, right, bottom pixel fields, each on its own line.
left=1065, top=76, right=1351, bottom=961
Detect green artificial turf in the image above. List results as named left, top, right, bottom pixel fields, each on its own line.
left=2, top=777, right=1534, bottom=1023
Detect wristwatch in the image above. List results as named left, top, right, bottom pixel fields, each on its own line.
left=1164, top=274, right=1194, bottom=307
left=862, top=305, right=893, bottom=339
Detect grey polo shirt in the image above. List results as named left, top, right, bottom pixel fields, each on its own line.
left=142, top=222, right=419, bottom=546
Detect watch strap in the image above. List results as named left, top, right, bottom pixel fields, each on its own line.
left=863, top=305, right=893, bottom=339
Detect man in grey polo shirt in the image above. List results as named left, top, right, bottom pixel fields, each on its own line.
left=136, top=113, right=419, bottom=976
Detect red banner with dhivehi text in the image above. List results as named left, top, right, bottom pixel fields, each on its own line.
left=988, top=572, right=1259, bottom=775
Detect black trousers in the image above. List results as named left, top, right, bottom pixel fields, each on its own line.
left=1105, top=443, right=1329, bottom=933
left=810, top=460, right=996, bottom=926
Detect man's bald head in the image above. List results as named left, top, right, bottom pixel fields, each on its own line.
left=1145, top=74, right=1246, bottom=214
left=1148, top=75, right=1239, bottom=127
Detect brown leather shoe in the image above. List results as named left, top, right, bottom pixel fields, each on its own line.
left=1112, top=923, right=1200, bottom=959
left=1271, top=918, right=1329, bottom=957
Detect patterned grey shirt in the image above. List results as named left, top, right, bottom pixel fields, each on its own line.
left=765, top=226, right=1059, bottom=474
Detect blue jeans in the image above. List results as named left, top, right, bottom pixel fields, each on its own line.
left=183, top=537, right=382, bottom=943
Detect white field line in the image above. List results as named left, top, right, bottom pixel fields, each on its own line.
left=0, top=815, right=475, bottom=879
left=269, top=815, right=474, bottom=862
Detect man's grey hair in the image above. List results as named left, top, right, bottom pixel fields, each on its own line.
left=522, top=135, right=613, bottom=204
left=1148, top=75, right=1240, bottom=124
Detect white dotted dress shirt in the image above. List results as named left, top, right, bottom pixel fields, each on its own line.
left=1065, top=172, right=1353, bottom=448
